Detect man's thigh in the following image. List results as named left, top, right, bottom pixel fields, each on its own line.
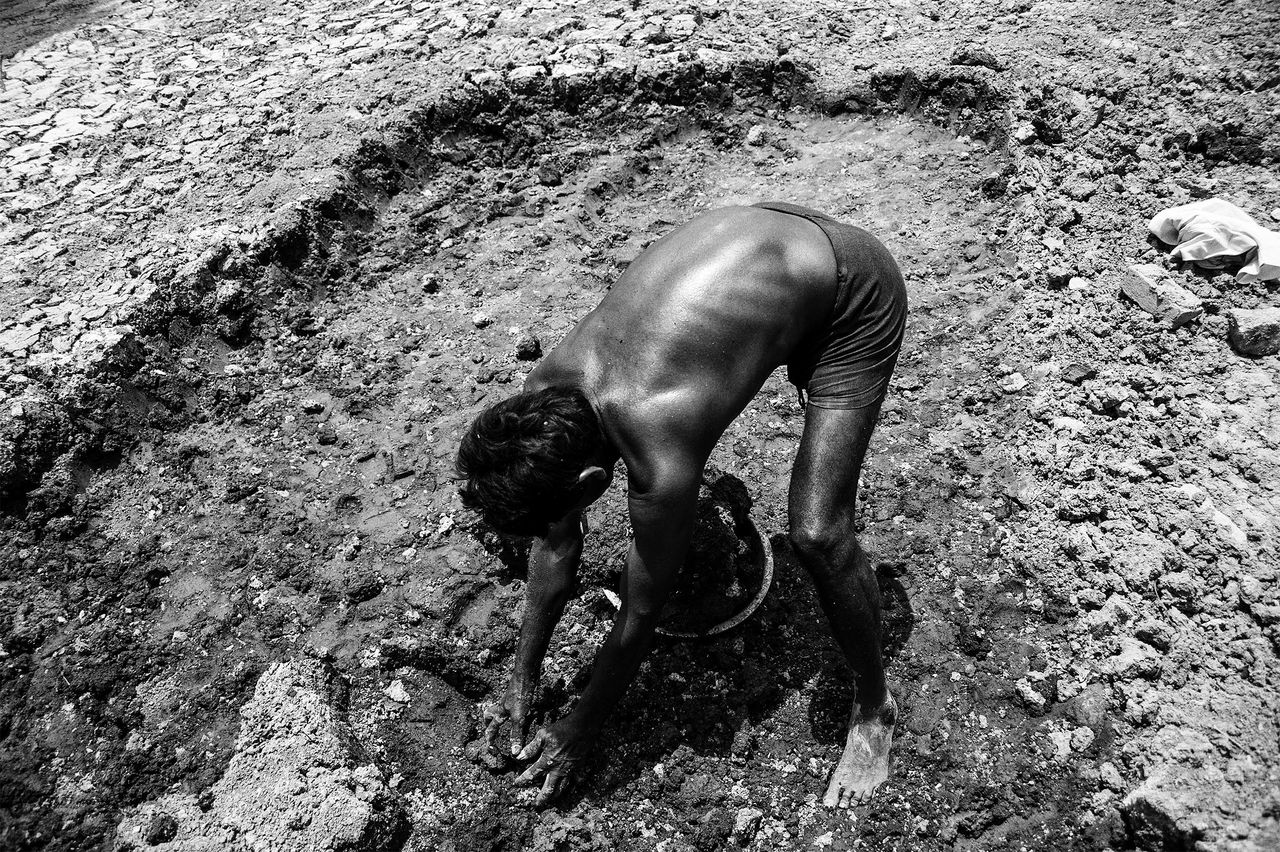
left=788, top=401, right=884, bottom=531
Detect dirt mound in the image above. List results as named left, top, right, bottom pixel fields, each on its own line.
left=115, top=658, right=408, bottom=852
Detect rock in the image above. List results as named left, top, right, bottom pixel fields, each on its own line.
left=384, top=679, right=410, bottom=703
left=535, top=165, right=562, bottom=186
left=115, top=659, right=406, bottom=851
left=1048, top=728, right=1074, bottom=760
left=1062, top=178, right=1098, bottom=201
left=1057, top=484, right=1106, bottom=521
left=472, top=312, right=493, bottom=329
left=1119, top=264, right=1203, bottom=328
left=507, top=65, right=547, bottom=84
left=515, top=334, right=542, bottom=361
left=732, top=807, right=763, bottom=842
left=1080, top=595, right=1135, bottom=637
left=1134, top=617, right=1174, bottom=651
left=949, top=45, right=1005, bottom=70
left=301, top=398, right=325, bottom=414
left=1122, top=768, right=1210, bottom=850
left=1062, top=362, right=1096, bottom=384
left=143, top=812, right=179, bottom=845
left=999, top=372, right=1028, bottom=393
left=1015, top=678, right=1047, bottom=711
left=1104, top=637, right=1161, bottom=681
left=1046, top=265, right=1073, bottom=288
left=1225, top=307, right=1280, bottom=356
left=1084, top=381, right=1136, bottom=416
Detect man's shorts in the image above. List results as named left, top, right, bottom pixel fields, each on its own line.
left=754, top=201, right=908, bottom=410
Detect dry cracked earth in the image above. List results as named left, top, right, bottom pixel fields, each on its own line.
left=1, top=0, right=1279, bottom=851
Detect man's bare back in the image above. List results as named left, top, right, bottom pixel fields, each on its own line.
left=526, top=206, right=837, bottom=462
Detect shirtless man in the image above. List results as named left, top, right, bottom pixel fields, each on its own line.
left=456, top=201, right=908, bottom=808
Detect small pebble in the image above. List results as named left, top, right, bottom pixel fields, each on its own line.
left=515, top=334, right=542, bottom=361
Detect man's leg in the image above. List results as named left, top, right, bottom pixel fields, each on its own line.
left=788, top=401, right=896, bottom=807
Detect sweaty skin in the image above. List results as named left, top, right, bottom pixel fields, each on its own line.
left=486, top=205, right=897, bottom=807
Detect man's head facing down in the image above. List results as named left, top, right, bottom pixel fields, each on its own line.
left=457, top=386, right=611, bottom=537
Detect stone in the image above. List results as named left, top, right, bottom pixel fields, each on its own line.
left=1225, top=307, right=1280, bottom=356
left=1134, top=617, right=1174, bottom=651
left=999, top=372, right=1028, bottom=393
left=1046, top=265, right=1073, bottom=288
left=384, top=679, right=410, bottom=703
left=143, top=812, right=179, bottom=845
left=507, top=64, right=547, bottom=83
left=1062, top=362, right=1096, bottom=384
left=1015, top=678, right=1047, bottom=710
left=535, top=165, right=561, bottom=186
left=550, top=63, right=594, bottom=82
left=515, top=334, right=542, bottom=361
left=1105, top=637, right=1161, bottom=681
left=1057, top=484, right=1106, bottom=521
left=1119, top=264, right=1203, bottom=328
left=1122, top=768, right=1211, bottom=851
left=732, top=807, right=763, bottom=842
left=471, top=312, right=493, bottom=329
left=949, top=45, right=1005, bottom=70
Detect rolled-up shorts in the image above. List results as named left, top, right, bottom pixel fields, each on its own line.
left=754, top=201, right=908, bottom=410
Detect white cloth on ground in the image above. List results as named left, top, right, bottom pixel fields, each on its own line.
left=1147, top=198, right=1280, bottom=283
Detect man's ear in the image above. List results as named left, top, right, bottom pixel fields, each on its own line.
left=566, top=466, right=610, bottom=514
left=577, top=466, right=610, bottom=491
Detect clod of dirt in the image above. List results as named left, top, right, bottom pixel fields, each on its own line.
left=1118, top=264, right=1204, bottom=328
left=114, top=658, right=407, bottom=852
left=1226, top=306, right=1280, bottom=356
left=0, top=390, right=75, bottom=500
left=514, top=334, right=542, bottom=361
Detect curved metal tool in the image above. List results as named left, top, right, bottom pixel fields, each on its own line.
left=602, top=512, right=775, bottom=640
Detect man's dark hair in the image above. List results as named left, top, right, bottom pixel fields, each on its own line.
left=456, top=386, right=603, bottom=537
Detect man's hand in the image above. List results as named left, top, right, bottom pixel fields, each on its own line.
left=480, top=686, right=533, bottom=767
left=513, top=717, right=597, bottom=807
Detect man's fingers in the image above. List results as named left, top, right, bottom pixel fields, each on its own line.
left=484, top=719, right=502, bottom=750
left=535, top=770, right=570, bottom=807
left=516, top=729, right=546, bottom=762
left=507, top=711, right=527, bottom=756
left=509, top=727, right=526, bottom=757
left=514, top=752, right=553, bottom=786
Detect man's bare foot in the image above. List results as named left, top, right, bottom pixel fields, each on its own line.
left=822, top=693, right=896, bottom=808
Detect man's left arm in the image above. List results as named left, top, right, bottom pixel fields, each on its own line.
left=514, top=465, right=700, bottom=804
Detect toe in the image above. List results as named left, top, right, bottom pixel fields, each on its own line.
left=823, top=787, right=841, bottom=808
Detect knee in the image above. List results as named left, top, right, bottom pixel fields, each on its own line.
left=788, top=517, right=854, bottom=565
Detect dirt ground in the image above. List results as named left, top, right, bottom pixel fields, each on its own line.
left=2, top=1, right=1279, bottom=851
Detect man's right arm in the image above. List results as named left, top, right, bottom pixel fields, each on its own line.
left=485, top=510, right=584, bottom=755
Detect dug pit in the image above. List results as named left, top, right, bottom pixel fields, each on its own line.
left=7, top=86, right=1116, bottom=852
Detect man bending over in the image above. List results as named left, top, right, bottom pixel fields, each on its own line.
left=456, top=201, right=907, bottom=808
